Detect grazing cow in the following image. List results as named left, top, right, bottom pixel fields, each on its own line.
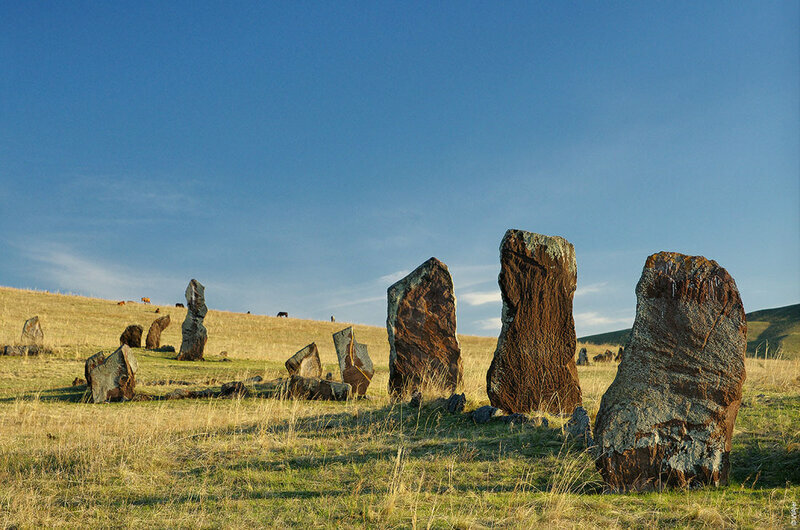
left=141, top=297, right=151, bottom=304
left=330, top=316, right=335, bottom=322
left=246, top=311, right=251, bottom=314
left=175, top=303, right=185, bottom=308
left=277, top=312, right=288, bottom=318
left=117, top=301, right=125, bottom=306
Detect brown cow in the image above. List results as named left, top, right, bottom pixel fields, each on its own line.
left=141, top=297, right=151, bottom=304
left=117, top=301, right=125, bottom=306
left=277, top=312, right=288, bottom=318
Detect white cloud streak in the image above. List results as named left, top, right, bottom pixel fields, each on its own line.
left=460, top=290, right=502, bottom=306
left=474, top=317, right=502, bottom=331
left=575, top=282, right=608, bottom=297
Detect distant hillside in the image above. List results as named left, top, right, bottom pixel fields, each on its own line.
left=579, top=303, right=800, bottom=359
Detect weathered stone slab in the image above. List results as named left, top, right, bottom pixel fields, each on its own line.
left=285, top=343, right=322, bottom=378
left=2, top=345, right=48, bottom=356
left=22, top=316, right=44, bottom=344
left=146, top=315, right=171, bottom=349
left=120, top=325, right=143, bottom=348
left=486, top=230, right=582, bottom=414
left=576, top=348, right=589, bottom=366
left=387, top=257, right=462, bottom=395
left=287, top=375, right=351, bottom=401
left=332, top=326, right=373, bottom=396
left=471, top=405, right=501, bottom=424
left=178, top=279, right=208, bottom=361
left=594, top=252, right=747, bottom=492
left=87, top=345, right=138, bottom=403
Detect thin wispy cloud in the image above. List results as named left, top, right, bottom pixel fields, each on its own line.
left=21, top=244, right=183, bottom=302
left=379, top=270, right=410, bottom=284
left=474, top=317, right=502, bottom=331
left=573, top=311, right=632, bottom=328
left=461, top=290, right=502, bottom=306
left=575, top=282, right=608, bottom=297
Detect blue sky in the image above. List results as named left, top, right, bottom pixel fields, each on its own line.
left=1, top=2, right=798, bottom=336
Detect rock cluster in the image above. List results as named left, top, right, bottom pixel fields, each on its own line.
left=387, top=257, right=462, bottom=395
left=146, top=315, right=171, bottom=349
left=332, top=327, right=373, bottom=396
left=486, top=230, right=583, bottom=414
left=85, top=345, right=139, bottom=403
left=177, top=279, right=208, bottom=361
left=594, top=252, right=747, bottom=492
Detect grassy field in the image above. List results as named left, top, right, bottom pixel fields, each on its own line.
left=1, top=286, right=799, bottom=528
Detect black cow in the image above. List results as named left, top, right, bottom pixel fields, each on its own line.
left=277, top=311, right=288, bottom=318
left=176, top=303, right=185, bottom=308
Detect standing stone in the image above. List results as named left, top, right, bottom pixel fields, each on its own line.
left=285, top=343, right=323, bottom=378
left=119, top=325, right=144, bottom=348
left=564, top=406, right=593, bottom=447
left=486, top=230, right=582, bottom=414
left=332, top=326, right=373, bottom=396
left=21, top=316, right=44, bottom=344
left=614, top=347, right=624, bottom=362
left=85, top=351, right=106, bottom=385
left=145, top=315, right=171, bottom=349
left=86, top=345, right=139, bottom=403
left=387, top=257, right=462, bottom=395
left=177, top=279, right=208, bottom=361
left=576, top=348, right=589, bottom=366
left=594, top=252, right=747, bottom=492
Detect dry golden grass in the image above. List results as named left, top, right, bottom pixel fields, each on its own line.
left=1, top=286, right=798, bottom=528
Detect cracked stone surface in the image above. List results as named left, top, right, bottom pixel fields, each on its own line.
left=593, top=252, right=747, bottom=492
left=486, top=229, right=582, bottom=414
left=387, top=257, right=462, bottom=395
left=178, top=279, right=208, bottom=361
left=332, top=326, right=373, bottom=396
left=87, top=345, right=139, bottom=403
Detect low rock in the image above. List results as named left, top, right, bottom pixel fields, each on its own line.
left=593, top=350, right=614, bottom=363
left=471, top=405, right=501, bottom=424
left=499, top=413, right=529, bottom=425
left=22, top=316, right=44, bottom=343
left=2, top=344, right=48, bottom=356
left=120, top=325, right=143, bottom=348
left=287, top=375, right=351, bottom=401
left=86, top=345, right=138, bottom=403
left=285, top=343, right=323, bottom=378
left=220, top=381, right=250, bottom=397
left=72, top=377, right=86, bottom=386
left=446, top=393, right=466, bottom=414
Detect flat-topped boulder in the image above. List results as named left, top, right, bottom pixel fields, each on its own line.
left=120, top=324, right=143, bottom=348
left=332, top=326, right=373, bottom=396
left=486, top=230, right=582, bottom=414
left=85, top=345, right=139, bottom=403
left=387, top=257, right=462, bottom=395
left=594, top=252, right=747, bottom=492
left=285, top=343, right=323, bottom=378
left=22, top=316, right=44, bottom=344
left=145, top=315, right=171, bottom=349
left=177, top=279, right=208, bottom=361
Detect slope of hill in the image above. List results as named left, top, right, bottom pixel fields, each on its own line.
left=579, top=303, right=800, bottom=359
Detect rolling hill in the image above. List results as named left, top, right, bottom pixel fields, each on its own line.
left=579, top=303, right=800, bottom=359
